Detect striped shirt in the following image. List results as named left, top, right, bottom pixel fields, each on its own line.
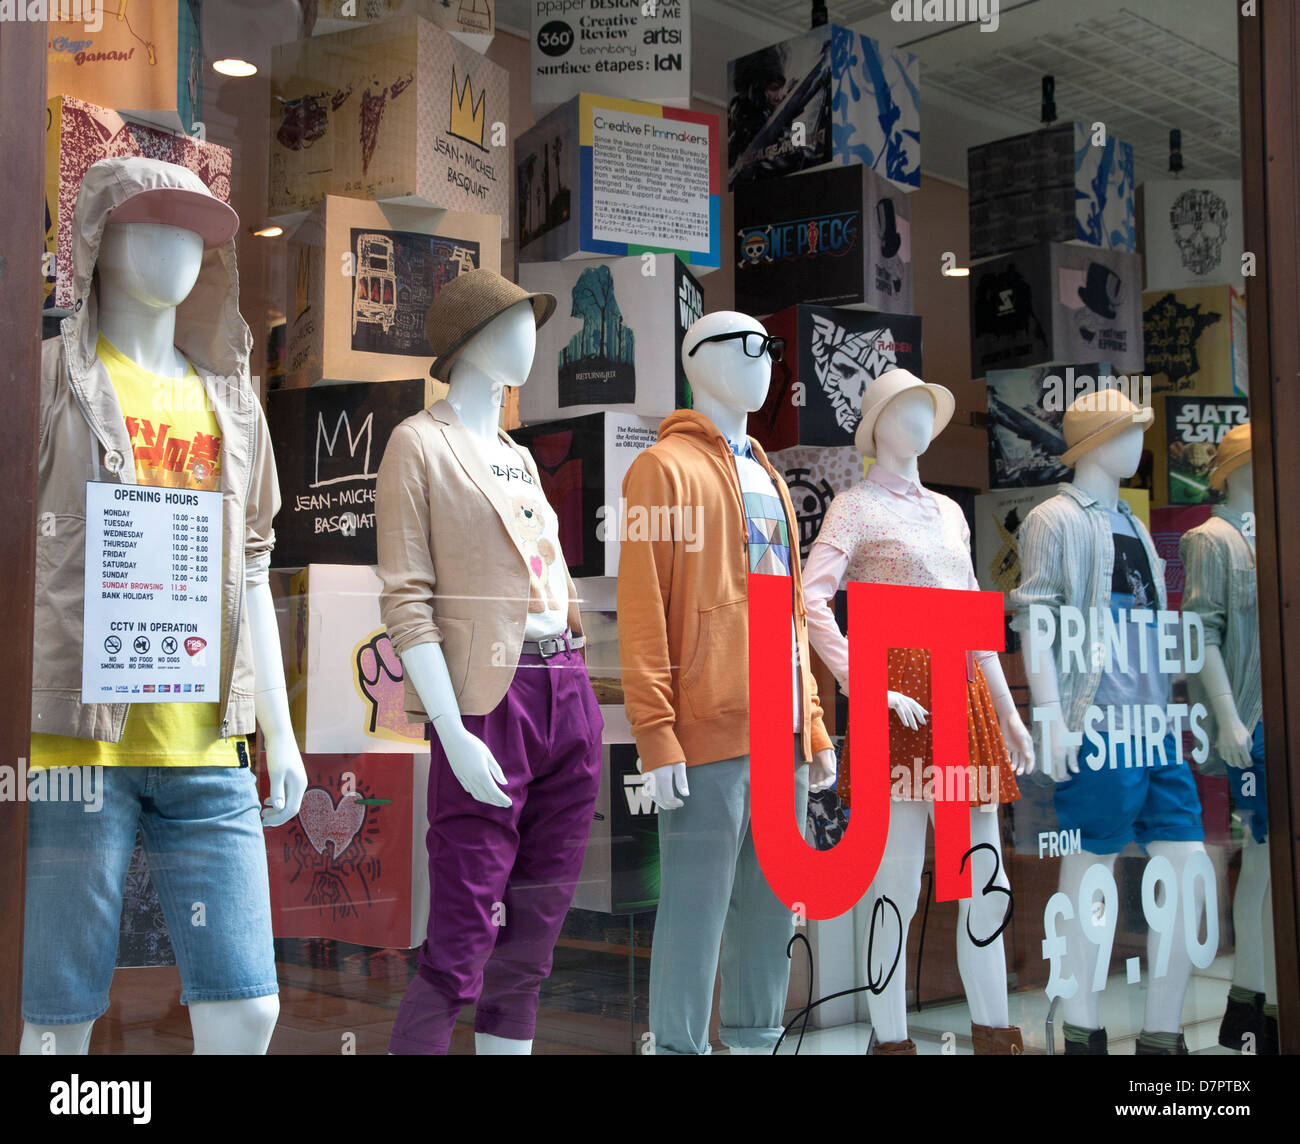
left=1009, top=483, right=1167, bottom=734
left=1180, top=506, right=1261, bottom=737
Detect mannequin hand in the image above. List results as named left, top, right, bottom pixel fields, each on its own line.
left=262, top=731, right=308, bottom=827
left=1217, top=714, right=1253, bottom=770
left=436, top=720, right=512, bottom=807
left=887, top=691, right=928, bottom=731
left=1000, top=709, right=1035, bottom=775
left=639, top=759, right=688, bottom=810
left=1038, top=709, right=1079, bottom=783
left=808, top=748, right=837, bottom=792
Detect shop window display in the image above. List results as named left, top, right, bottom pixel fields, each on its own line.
left=10, top=0, right=1287, bottom=1079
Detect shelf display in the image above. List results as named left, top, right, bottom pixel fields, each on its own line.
left=269, top=14, right=510, bottom=228
left=1140, top=179, right=1244, bottom=291
left=308, top=0, right=494, bottom=52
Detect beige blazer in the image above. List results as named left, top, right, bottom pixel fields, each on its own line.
left=375, top=399, right=584, bottom=718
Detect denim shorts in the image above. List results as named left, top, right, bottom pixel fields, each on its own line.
left=1053, top=730, right=1205, bottom=854
left=23, top=764, right=278, bottom=1026
left=1227, top=722, right=1269, bottom=844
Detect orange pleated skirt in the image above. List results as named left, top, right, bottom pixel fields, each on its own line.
left=838, top=648, right=1020, bottom=808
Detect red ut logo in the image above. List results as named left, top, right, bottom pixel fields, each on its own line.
left=748, top=576, right=1006, bottom=917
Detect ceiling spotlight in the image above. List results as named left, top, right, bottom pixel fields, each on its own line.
left=252, top=225, right=284, bottom=238
left=942, top=266, right=970, bottom=277
left=213, top=58, right=258, bottom=78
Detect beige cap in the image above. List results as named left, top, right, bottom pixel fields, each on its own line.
left=424, top=268, right=556, bottom=381
left=1060, top=388, right=1153, bottom=467
left=1210, top=421, right=1252, bottom=491
left=853, top=367, right=955, bottom=457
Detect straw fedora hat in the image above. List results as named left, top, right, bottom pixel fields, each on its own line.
left=853, top=367, right=955, bottom=457
left=1210, top=422, right=1252, bottom=491
left=1060, top=388, right=1153, bottom=467
left=424, top=268, right=556, bottom=381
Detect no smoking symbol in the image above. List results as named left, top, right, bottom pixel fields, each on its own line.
left=162, top=636, right=178, bottom=655
left=104, top=635, right=121, bottom=655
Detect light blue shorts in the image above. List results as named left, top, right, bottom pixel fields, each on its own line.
left=23, top=764, right=278, bottom=1025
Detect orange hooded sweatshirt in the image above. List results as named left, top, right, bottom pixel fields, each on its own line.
left=616, top=409, right=832, bottom=772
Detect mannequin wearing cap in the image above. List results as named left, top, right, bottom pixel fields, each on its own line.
left=375, top=269, right=602, bottom=1055
left=1180, top=423, right=1276, bottom=1052
left=802, top=368, right=1032, bottom=1055
left=22, top=157, right=304, bottom=1056
left=616, top=310, right=836, bottom=1056
left=1012, top=390, right=1207, bottom=1055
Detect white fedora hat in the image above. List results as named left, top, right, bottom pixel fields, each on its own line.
left=853, top=367, right=955, bottom=457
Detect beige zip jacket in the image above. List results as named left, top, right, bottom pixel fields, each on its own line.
left=375, top=399, right=585, bottom=719
left=34, top=157, right=280, bottom=742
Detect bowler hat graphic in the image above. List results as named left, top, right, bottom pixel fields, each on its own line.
left=1078, top=262, right=1121, bottom=319
left=877, top=198, right=901, bottom=259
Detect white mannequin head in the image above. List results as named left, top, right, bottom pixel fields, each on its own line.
left=97, top=222, right=204, bottom=309
left=450, top=298, right=537, bottom=391
left=682, top=311, right=772, bottom=414
left=871, top=389, right=936, bottom=463
left=1071, top=422, right=1145, bottom=482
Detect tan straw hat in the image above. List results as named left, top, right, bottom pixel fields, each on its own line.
left=853, top=367, right=955, bottom=457
left=1210, top=422, right=1252, bottom=491
left=424, top=268, right=556, bottom=381
left=1060, top=388, right=1153, bottom=467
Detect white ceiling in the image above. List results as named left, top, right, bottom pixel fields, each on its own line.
left=500, top=0, right=1241, bottom=185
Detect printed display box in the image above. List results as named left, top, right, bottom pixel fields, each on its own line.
left=1164, top=395, right=1250, bottom=506
left=308, top=0, right=494, bottom=53
left=745, top=304, right=923, bottom=453
left=726, top=25, right=920, bottom=193
left=970, top=242, right=1145, bottom=376
left=509, top=412, right=661, bottom=579
left=44, top=94, right=231, bottom=311
left=287, top=564, right=433, bottom=756
left=967, top=124, right=1136, bottom=261
left=735, top=164, right=914, bottom=318
left=515, top=93, right=720, bottom=271
left=262, top=753, right=432, bottom=948
left=48, top=0, right=204, bottom=135
left=1139, top=179, right=1244, bottom=292
left=573, top=742, right=660, bottom=915
left=269, top=14, right=510, bottom=231
left=517, top=254, right=702, bottom=423
left=1143, top=284, right=1247, bottom=507
left=986, top=362, right=1112, bottom=490
left=285, top=194, right=500, bottom=386
left=767, top=446, right=865, bottom=562
left=267, top=379, right=427, bottom=569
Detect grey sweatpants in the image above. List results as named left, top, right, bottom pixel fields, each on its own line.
left=648, top=742, right=811, bottom=1055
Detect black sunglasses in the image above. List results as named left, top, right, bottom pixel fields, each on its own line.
left=686, top=330, right=786, bottom=363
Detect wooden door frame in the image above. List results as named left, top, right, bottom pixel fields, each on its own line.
left=1240, top=0, right=1300, bottom=1051
left=0, top=12, right=48, bottom=1053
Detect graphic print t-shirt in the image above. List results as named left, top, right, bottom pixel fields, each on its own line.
left=733, top=446, right=802, bottom=733
left=31, top=336, right=241, bottom=768
left=489, top=437, right=570, bottom=642
left=1093, top=508, right=1168, bottom=711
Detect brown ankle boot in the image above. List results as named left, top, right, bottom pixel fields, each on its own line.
left=872, top=1037, right=917, bottom=1055
left=971, top=1023, right=1023, bottom=1055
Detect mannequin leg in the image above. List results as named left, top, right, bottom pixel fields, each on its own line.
left=650, top=755, right=749, bottom=1055
left=956, top=807, right=1012, bottom=1029
left=1230, top=834, right=1270, bottom=994
left=475, top=1032, right=532, bottom=1054
left=1142, top=840, right=1207, bottom=1034
left=1261, top=846, right=1277, bottom=1005
left=1057, top=850, right=1118, bottom=1031
left=717, top=746, right=810, bottom=1052
left=19, top=1021, right=95, bottom=1055
left=190, top=996, right=280, bottom=1054
left=861, top=802, right=929, bottom=1046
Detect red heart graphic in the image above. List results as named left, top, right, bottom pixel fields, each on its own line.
left=298, top=788, right=366, bottom=860
left=184, top=637, right=207, bottom=657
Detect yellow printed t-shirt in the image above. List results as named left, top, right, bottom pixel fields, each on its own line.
left=31, top=336, right=244, bottom=768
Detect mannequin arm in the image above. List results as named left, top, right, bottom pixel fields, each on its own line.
left=977, top=650, right=1034, bottom=773
left=1197, top=645, right=1252, bottom=768
left=399, top=641, right=512, bottom=807
left=245, top=562, right=307, bottom=827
